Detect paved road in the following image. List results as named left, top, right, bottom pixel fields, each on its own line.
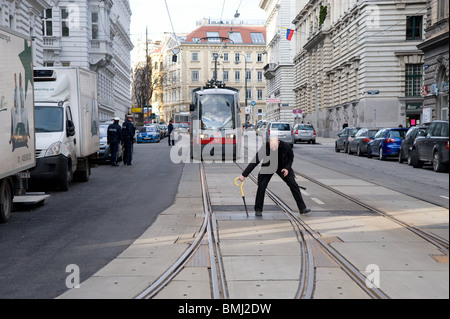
left=0, top=142, right=183, bottom=299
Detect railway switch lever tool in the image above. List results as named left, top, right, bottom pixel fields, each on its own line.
left=235, top=177, right=249, bottom=218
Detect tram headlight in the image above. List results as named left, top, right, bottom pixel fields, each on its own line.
left=200, top=134, right=209, bottom=140
left=226, top=134, right=235, bottom=139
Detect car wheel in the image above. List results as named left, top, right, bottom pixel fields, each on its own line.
left=433, top=151, right=448, bottom=172
left=357, top=145, right=363, bottom=157
left=379, top=147, right=386, bottom=161
left=411, top=149, right=423, bottom=168
left=335, top=143, right=340, bottom=152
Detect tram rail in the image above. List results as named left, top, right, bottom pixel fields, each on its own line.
left=235, top=163, right=390, bottom=299
left=293, top=169, right=449, bottom=255
left=135, top=163, right=227, bottom=299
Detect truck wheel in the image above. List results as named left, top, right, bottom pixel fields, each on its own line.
left=0, top=179, right=13, bottom=223
left=60, top=163, right=72, bottom=191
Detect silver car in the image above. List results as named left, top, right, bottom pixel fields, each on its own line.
left=294, top=124, right=316, bottom=144
left=266, top=122, right=294, bottom=147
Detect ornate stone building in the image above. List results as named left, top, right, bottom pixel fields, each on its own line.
left=417, top=0, right=449, bottom=121
left=293, top=0, right=427, bottom=137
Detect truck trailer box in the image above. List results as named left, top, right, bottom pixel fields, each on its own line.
left=0, top=26, right=36, bottom=222
left=34, top=67, right=100, bottom=158
left=0, top=26, right=36, bottom=180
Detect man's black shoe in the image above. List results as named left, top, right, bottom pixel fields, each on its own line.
left=255, top=211, right=263, bottom=217
left=300, top=208, right=311, bottom=215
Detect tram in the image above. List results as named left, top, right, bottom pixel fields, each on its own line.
left=189, top=80, right=242, bottom=161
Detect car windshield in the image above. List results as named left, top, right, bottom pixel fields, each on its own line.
left=271, top=123, right=290, bottom=131
left=200, top=94, right=235, bottom=130
left=35, top=106, right=64, bottom=133
left=180, top=123, right=189, bottom=128
left=143, top=126, right=157, bottom=132
left=389, top=130, right=407, bottom=139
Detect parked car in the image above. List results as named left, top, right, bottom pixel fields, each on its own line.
left=335, top=127, right=360, bottom=152
left=348, top=128, right=380, bottom=156
left=137, top=125, right=161, bottom=143
left=266, top=122, right=294, bottom=147
left=410, top=120, right=449, bottom=172
left=294, top=124, right=316, bottom=144
left=175, top=123, right=189, bottom=134
left=256, top=120, right=268, bottom=136
left=159, top=124, right=168, bottom=138
left=398, top=123, right=430, bottom=164
left=97, top=122, right=123, bottom=162
left=367, top=128, right=408, bottom=160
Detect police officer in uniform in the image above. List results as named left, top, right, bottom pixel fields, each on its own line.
left=107, top=117, right=122, bottom=166
left=122, top=115, right=135, bottom=165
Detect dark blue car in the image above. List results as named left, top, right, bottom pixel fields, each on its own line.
left=367, top=128, right=408, bottom=160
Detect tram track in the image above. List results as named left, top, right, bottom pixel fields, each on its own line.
left=136, top=163, right=227, bottom=299
left=235, top=162, right=390, bottom=299
left=293, top=169, right=449, bottom=255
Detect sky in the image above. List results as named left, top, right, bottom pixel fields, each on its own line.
left=130, top=0, right=266, bottom=62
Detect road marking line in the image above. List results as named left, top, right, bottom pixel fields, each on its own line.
left=311, top=198, right=325, bottom=205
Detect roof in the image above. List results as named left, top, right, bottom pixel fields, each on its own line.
left=184, top=25, right=266, bottom=45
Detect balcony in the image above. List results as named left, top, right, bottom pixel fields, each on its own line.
left=264, top=63, right=277, bottom=80
left=42, top=36, right=61, bottom=54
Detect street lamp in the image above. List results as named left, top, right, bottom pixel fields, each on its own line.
left=235, top=53, right=249, bottom=126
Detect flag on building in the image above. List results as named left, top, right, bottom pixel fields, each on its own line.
left=286, top=29, right=294, bottom=41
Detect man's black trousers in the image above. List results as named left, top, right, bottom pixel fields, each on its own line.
left=255, top=171, right=307, bottom=213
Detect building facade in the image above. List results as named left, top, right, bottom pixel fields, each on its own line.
left=293, top=0, right=427, bottom=137
left=417, top=0, right=449, bottom=121
left=0, top=0, right=49, bottom=66
left=260, top=0, right=297, bottom=124
left=41, top=0, right=133, bottom=121
left=163, top=21, right=267, bottom=125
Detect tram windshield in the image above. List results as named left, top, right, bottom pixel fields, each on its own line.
left=200, top=94, right=235, bottom=130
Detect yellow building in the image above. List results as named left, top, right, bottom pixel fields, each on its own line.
left=163, top=22, right=267, bottom=125
left=150, top=46, right=165, bottom=123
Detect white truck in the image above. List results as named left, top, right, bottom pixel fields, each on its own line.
left=31, top=67, right=100, bottom=191
left=0, top=26, right=36, bottom=223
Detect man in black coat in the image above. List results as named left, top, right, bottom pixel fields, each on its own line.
left=107, top=117, right=122, bottom=166
left=238, top=137, right=310, bottom=216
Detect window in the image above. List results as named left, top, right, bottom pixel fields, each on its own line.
left=246, top=89, right=252, bottom=100
left=191, top=70, right=199, bottom=82
left=246, top=53, right=252, bottom=62
left=246, top=70, right=252, bottom=81
left=438, top=0, right=449, bottom=21
left=406, top=16, right=422, bottom=40
left=257, top=71, right=263, bottom=82
left=206, top=32, right=220, bottom=43
left=62, top=62, right=71, bottom=67
left=251, top=32, right=265, bottom=43
left=257, top=53, right=263, bottom=62
left=223, top=53, right=229, bottom=61
left=191, top=52, right=199, bottom=61
left=235, top=53, right=240, bottom=63
left=223, top=71, right=229, bottom=82
left=61, top=8, right=70, bottom=37
left=235, top=70, right=240, bottom=82
left=91, top=12, right=99, bottom=39
left=192, top=37, right=200, bottom=43
left=229, top=32, right=243, bottom=43
left=405, top=64, right=423, bottom=96
left=43, top=8, right=53, bottom=36
left=257, top=89, right=263, bottom=101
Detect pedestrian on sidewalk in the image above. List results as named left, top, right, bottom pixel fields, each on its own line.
left=122, top=115, right=135, bottom=165
left=168, top=120, right=175, bottom=146
left=237, top=137, right=311, bottom=217
left=107, top=117, right=122, bottom=166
